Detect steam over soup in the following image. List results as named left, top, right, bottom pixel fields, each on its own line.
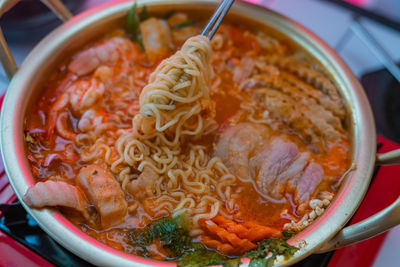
left=23, top=8, right=349, bottom=266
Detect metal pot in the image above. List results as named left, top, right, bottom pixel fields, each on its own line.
left=1, top=0, right=400, bottom=266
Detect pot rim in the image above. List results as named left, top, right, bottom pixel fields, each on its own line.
left=0, top=0, right=376, bottom=266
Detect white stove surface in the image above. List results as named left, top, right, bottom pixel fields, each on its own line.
left=0, top=0, right=399, bottom=266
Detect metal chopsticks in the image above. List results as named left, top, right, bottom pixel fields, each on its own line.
left=201, top=0, right=235, bottom=40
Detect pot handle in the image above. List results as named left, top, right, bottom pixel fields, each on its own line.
left=0, top=0, right=72, bottom=80
left=376, top=149, right=400, bottom=165
left=317, top=195, right=400, bottom=253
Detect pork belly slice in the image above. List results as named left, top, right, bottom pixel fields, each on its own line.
left=23, top=180, right=90, bottom=220
left=278, top=152, right=310, bottom=185
left=214, top=123, right=269, bottom=181
left=76, top=165, right=127, bottom=228
left=251, top=139, right=299, bottom=198
left=252, top=142, right=311, bottom=199
left=253, top=139, right=324, bottom=206
left=294, top=162, right=324, bottom=205
left=215, top=123, right=325, bottom=210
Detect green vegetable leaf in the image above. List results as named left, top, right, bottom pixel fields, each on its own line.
left=128, top=212, right=297, bottom=266
left=172, top=19, right=192, bottom=30
left=127, top=212, right=236, bottom=266
left=248, top=257, right=269, bottom=267
left=246, top=232, right=298, bottom=267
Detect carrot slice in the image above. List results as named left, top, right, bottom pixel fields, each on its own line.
left=213, top=216, right=282, bottom=241
left=213, top=216, right=248, bottom=235
left=204, top=220, right=256, bottom=251
left=202, top=235, right=244, bottom=255
left=201, top=216, right=283, bottom=255
left=243, top=221, right=282, bottom=241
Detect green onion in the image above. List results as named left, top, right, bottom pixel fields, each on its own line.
left=172, top=19, right=192, bottom=30
left=125, top=2, right=139, bottom=41
left=125, top=3, right=148, bottom=51
left=163, top=9, right=176, bottom=19
left=139, top=5, right=148, bottom=21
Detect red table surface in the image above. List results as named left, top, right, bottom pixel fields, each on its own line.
left=327, top=136, right=400, bottom=267
left=0, top=231, right=54, bottom=267
left=0, top=93, right=399, bottom=266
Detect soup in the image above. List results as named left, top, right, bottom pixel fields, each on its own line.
left=22, top=6, right=349, bottom=266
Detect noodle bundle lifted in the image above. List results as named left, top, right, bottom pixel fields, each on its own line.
left=22, top=8, right=351, bottom=267
left=140, top=35, right=213, bottom=133
left=120, top=35, right=237, bottom=235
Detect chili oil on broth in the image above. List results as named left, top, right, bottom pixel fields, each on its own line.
left=23, top=12, right=350, bottom=264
